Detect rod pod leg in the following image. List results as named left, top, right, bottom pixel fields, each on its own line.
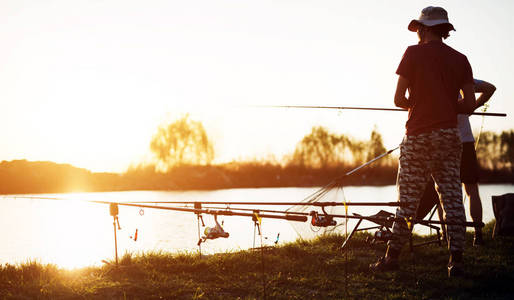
left=113, top=216, right=118, bottom=266
left=197, top=214, right=202, bottom=258
left=109, top=203, right=120, bottom=266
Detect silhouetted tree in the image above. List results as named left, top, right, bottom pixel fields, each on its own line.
left=500, top=130, right=514, bottom=172
left=150, top=115, right=214, bottom=170
left=292, top=127, right=339, bottom=168
left=477, top=131, right=501, bottom=170
left=366, top=126, right=387, bottom=164
left=476, top=130, right=514, bottom=172
left=292, top=126, right=367, bottom=168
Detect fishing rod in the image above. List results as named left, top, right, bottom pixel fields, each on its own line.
left=7, top=196, right=309, bottom=222
left=97, top=200, right=308, bottom=222
left=117, top=200, right=405, bottom=207
left=185, top=205, right=310, bottom=216
left=337, top=147, right=398, bottom=178
left=8, top=195, right=404, bottom=208
left=10, top=195, right=69, bottom=201
left=5, top=196, right=307, bottom=222
left=260, top=105, right=507, bottom=117
left=327, top=213, right=483, bottom=228
left=191, top=204, right=484, bottom=229
left=180, top=204, right=308, bottom=215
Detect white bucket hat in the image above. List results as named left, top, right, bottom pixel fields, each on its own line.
left=408, top=6, right=455, bottom=32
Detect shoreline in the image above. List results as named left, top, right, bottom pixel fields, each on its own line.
left=1, top=222, right=512, bottom=299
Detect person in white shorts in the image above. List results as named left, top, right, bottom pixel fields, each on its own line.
left=426, top=79, right=496, bottom=246
left=456, top=79, right=496, bottom=245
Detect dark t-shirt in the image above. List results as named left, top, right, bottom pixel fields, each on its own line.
left=396, top=41, right=474, bottom=135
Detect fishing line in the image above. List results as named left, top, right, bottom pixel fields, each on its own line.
left=474, top=102, right=490, bottom=150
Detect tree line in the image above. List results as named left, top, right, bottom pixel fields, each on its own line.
left=0, top=115, right=512, bottom=194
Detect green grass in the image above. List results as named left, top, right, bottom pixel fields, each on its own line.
left=1, top=222, right=513, bottom=299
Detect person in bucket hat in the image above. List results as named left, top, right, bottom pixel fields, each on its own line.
left=369, top=6, right=477, bottom=277
left=407, top=6, right=455, bottom=32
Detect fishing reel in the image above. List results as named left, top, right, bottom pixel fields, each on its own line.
left=366, top=226, right=393, bottom=245
left=198, top=214, right=229, bottom=246
left=310, top=209, right=337, bottom=227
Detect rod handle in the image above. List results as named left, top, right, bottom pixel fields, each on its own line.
left=284, top=215, right=308, bottom=222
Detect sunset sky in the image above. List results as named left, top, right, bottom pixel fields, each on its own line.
left=1, top=0, right=512, bottom=172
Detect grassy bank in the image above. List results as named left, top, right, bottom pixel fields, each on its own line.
left=1, top=222, right=513, bottom=299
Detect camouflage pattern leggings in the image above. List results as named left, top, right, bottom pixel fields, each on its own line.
left=388, top=128, right=466, bottom=252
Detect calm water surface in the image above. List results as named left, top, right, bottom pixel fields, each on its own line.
left=0, top=184, right=512, bottom=269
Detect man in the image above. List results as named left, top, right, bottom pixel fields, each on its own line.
left=369, top=6, right=477, bottom=277
left=432, top=79, right=496, bottom=245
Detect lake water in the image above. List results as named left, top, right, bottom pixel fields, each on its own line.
left=0, top=184, right=512, bottom=269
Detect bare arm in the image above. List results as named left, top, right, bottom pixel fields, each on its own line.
left=474, top=80, right=496, bottom=109
left=394, top=76, right=411, bottom=109
left=457, top=83, right=477, bottom=114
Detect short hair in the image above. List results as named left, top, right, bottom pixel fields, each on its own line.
left=427, top=24, right=452, bottom=39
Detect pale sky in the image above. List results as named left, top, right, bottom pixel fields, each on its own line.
left=0, top=0, right=512, bottom=172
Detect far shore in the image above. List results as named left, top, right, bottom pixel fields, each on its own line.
left=1, top=159, right=512, bottom=195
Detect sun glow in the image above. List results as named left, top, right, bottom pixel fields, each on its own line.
left=34, top=200, right=114, bottom=269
